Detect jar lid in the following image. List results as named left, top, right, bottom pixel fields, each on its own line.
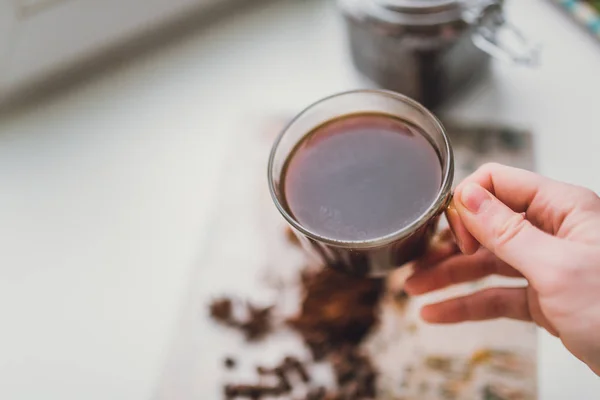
left=339, top=0, right=479, bottom=28
left=377, top=0, right=459, bottom=14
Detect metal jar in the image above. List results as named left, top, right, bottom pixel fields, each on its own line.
left=339, top=0, right=539, bottom=109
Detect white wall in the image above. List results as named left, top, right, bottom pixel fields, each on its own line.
left=0, top=0, right=229, bottom=100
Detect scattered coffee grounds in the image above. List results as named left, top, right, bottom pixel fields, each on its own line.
left=329, top=346, right=377, bottom=398
left=212, top=229, right=385, bottom=399
left=255, top=360, right=292, bottom=392
left=285, top=226, right=301, bottom=246
left=242, top=303, right=274, bottom=341
left=210, top=267, right=533, bottom=399
left=424, top=356, right=454, bottom=373
left=226, top=357, right=303, bottom=399
left=212, top=267, right=383, bottom=399
left=211, top=226, right=531, bottom=399
left=224, top=357, right=237, bottom=369
left=288, top=268, right=385, bottom=361
left=482, top=383, right=525, bottom=400
left=210, top=297, right=234, bottom=324
left=305, top=386, right=327, bottom=400
left=208, top=297, right=274, bottom=341
left=224, top=384, right=284, bottom=399
left=284, top=356, right=311, bottom=384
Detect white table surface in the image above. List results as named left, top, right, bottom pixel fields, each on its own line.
left=0, top=0, right=598, bottom=399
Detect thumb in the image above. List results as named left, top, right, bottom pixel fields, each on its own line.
left=454, top=182, right=566, bottom=279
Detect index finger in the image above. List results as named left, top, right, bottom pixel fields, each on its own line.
left=448, top=163, right=577, bottom=253
left=458, top=163, right=578, bottom=231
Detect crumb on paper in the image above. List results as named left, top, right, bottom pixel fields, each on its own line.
left=224, top=357, right=237, bottom=369
left=208, top=297, right=274, bottom=341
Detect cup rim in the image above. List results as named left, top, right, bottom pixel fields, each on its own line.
left=267, top=89, right=454, bottom=250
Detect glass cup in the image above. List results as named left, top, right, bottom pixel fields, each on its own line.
left=268, top=89, right=454, bottom=277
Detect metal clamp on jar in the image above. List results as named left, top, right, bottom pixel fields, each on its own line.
left=339, top=0, right=540, bottom=109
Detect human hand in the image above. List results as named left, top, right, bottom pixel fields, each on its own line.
left=404, top=163, right=600, bottom=376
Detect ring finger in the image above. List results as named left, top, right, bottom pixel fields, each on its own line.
left=420, top=287, right=532, bottom=323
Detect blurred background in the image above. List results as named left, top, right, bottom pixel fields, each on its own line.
left=0, top=0, right=600, bottom=399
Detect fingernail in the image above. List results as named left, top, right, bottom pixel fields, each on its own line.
left=445, top=203, right=465, bottom=253
left=420, top=306, right=439, bottom=323
left=459, top=183, right=492, bottom=214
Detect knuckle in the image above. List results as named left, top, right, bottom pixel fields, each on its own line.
left=478, top=162, right=503, bottom=177
left=494, top=213, right=529, bottom=250
left=580, top=187, right=599, bottom=200
left=474, top=162, right=504, bottom=181
left=577, top=187, right=600, bottom=209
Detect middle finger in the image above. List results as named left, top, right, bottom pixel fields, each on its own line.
left=405, top=248, right=523, bottom=295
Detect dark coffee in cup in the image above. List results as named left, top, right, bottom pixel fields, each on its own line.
left=281, top=113, right=442, bottom=242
